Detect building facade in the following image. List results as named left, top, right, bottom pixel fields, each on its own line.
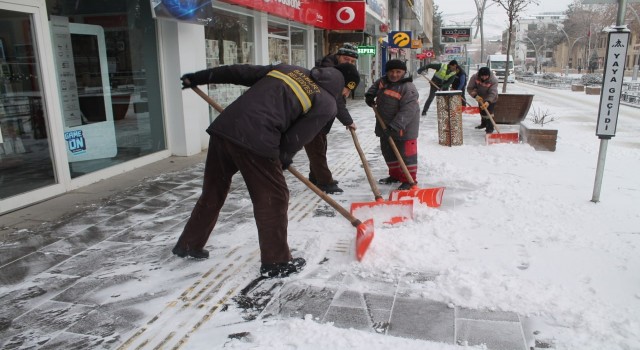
left=0, top=0, right=431, bottom=214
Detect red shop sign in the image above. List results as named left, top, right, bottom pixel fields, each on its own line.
left=220, top=0, right=365, bottom=30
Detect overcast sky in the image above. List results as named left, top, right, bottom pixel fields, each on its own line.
left=434, top=0, right=576, bottom=38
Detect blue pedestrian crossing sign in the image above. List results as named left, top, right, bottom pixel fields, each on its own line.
left=388, top=31, right=412, bottom=48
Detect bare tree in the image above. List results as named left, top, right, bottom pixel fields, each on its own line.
left=492, top=0, right=539, bottom=92
left=473, top=0, right=490, bottom=64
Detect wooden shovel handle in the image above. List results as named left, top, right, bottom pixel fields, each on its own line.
left=372, top=107, right=416, bottom=187
left=478, top=102, right=501, bottom=134
left=349, top=129, right=383, bottom=201
left=420, top=73, right=441, bottom=91
left=288, top=165, right=362, bottom=228
left=190, top=85, right=225, bottom=114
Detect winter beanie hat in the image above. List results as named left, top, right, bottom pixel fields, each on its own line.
left=336, top=43, right=359, bottom=59
left=385, top=59, right=407, bottom=72
left=335, top=63, right=360, bottom=90
left=478, top=67, right=491, bottom=77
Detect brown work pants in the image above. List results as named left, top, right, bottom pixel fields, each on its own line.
left=303, top=132, right=335, bottom=185
left=176, top=135, right=292, bottom=264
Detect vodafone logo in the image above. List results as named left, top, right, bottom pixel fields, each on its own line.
left=336, top=6, right=355, bottom=24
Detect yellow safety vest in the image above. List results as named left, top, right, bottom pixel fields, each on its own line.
left=434, top=63, right=456, bottom=81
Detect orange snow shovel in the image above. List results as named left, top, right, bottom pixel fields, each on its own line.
left=477, top=99, right=519, bottom=144
left=191, top=86, right=374, bottom=261
left=372, top=107, right=445, bottom=207
left=348, top=129, right=413, bottom=225
left=288, top=166, right=375, bottom=261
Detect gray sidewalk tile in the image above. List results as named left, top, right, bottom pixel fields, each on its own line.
left=38, top=331, right=105, bottom=350
left=457, top=307, right=521, bottom=322
left=1, top=300, right=95, bottom=346
left=0, top=252, right=71, bottom=286
left=323, top=305, right=372, bottom=331
left=388, top=297, right=455, bottom=343
left=456, top=318, right=526, bottom=350
left=265, top=284, right=336, bottom=320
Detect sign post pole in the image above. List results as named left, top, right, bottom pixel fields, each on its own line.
left=591, top=0, right=630, bottom=202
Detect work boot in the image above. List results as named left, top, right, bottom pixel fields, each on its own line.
left=260, top=257, right=306, bottom=278
left=317, top=181, right=343, bottom=194
left=378, top=176, right=400, bottom=184
left=421, top=110, right=427, bottom=116
left=486, top=129, right=494, bottom=134
left=474, top=124, right=485, bottom=129
left=172, top=244, right=209, bottom=259
left=397, top=182, right=413, bottom=190
left=308, top=174, right=317, bottom=185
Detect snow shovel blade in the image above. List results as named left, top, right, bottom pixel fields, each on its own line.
left=461, top=106, right=479, bottom=114
left=486, top=132, right=519, bottom=144
left=389, top=186, right=445, bottom=208
left=350, top=198, right=414, bottom=225
left=356, top=219, right=375, bottom=261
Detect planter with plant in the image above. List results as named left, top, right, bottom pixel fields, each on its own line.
left=519, top=107, right=558, bottom=151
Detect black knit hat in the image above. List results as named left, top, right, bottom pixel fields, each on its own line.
left=449, top=60, right=459, bottom=66
left=335, top=63, right=360, bottom=91
left=385, top=59, right=407, bottom=72
left=336, top=43, right=359, bottom=59
left=478, top=67, right=491, bottom=77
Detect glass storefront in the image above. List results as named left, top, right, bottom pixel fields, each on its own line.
left=0, top=8, right=56, bottom=200
left=45, top=0, right=165, bottom=178
left=267, top=20, right=308, bottom=67
left=204, top=7, right=254, bottom=120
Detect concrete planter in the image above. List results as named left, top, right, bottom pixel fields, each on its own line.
left=585, top=86, right=601, bottom=95
left=520, top=122, right=557, bottom=152
left=493, top=93, right=534, bottom=124
left=571, top=84, right=584, bottom=92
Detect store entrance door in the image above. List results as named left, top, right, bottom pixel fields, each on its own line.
left=0, top=4, right=62, bottom=211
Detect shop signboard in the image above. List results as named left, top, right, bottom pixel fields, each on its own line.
left=358, top=46, right=376, bottom=55
left=444, top=46, right=462, bottom=54
left=219, top=0, right=366, bottom=30
left=441, top=27, right=471, bottom=44
left=388, top=31, right=412, bottom=48
left=150, top=0, right=214, bottom=25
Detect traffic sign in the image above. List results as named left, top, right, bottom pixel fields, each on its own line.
left=596, top=29, right=630, bottom=138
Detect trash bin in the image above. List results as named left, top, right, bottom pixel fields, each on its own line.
left=436, top=91, right=463, bottom=146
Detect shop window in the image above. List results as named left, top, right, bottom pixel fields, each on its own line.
left=0, top=9, right=56, bottom=199
left=204, top=8, right=254, bottom=121
left=46, top=0, right=165, bottom=177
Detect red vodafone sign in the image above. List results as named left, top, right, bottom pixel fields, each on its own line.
left=221, top=0, right=365, bottom=30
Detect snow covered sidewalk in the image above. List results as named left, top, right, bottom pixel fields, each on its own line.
left=1, top=77, right=639, bottom=350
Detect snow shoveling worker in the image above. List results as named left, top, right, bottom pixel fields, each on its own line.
left=304, top=43, right=360, bottom=194
left=174, top=62, right=360, bottom=278
left=365, top=59, right=421, bottom=191
left=416, top=59, right=459, bottom=116
left=467, top=66, right=499, bottom=134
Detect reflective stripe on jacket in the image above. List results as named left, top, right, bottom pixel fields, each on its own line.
left=434, top=63, right=457, bottom=81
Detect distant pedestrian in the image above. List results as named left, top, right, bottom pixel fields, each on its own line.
left=175, top=62, right=360, bottom=278
left=577, top=65, right=582, bottom=74
left=305, top=43, right=360, bottom=194
left=365, top=59, right=421, bottom=190
left=467, top=67, right=499, bottom=134
left=417, top=60, right=459, bottom=116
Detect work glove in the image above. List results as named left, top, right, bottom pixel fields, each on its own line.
left=365, top=96, right=376, bottom=107
left=475, top=96, right=484, bottom=104
left=481, top=101, right=489, bottom=110
left=383, top=125, right=398, bottom=139
left=181, top=71, right=211, bottom=89
left=181, top=73, right=197, bottom=89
